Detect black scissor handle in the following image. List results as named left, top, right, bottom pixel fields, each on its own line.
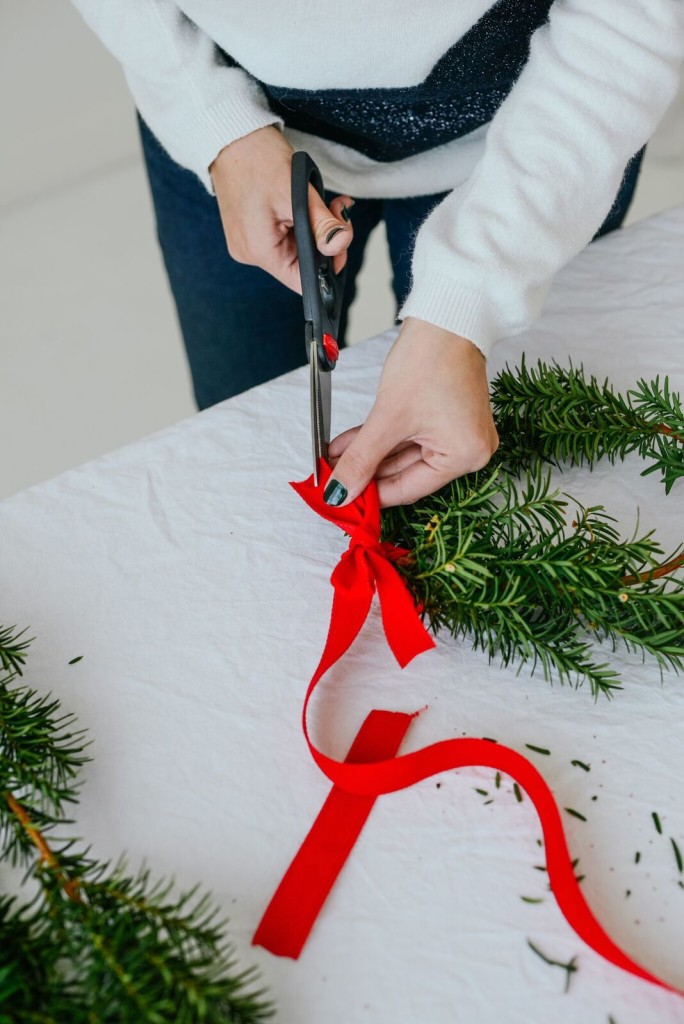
left=291, top=151, right=347, bottom=371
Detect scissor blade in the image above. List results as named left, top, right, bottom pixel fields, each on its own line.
left=310, top=345, right=323, bottom=485
left=319, top=366, right=331, bottom=458
left=310, top=342, right=331, bottom=486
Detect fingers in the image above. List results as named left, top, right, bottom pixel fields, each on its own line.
left=267, top=227, right=304, bottom=293
left=327, top=195, right=354, bottom=221
left=309, top=186, right=354, bottom=261
left=328, top=425, right=423, bottom=502
left=327, top=428, right=495, bottom=507
left=329, top=436, right=467, bottom=507
left=375, top=442, right=423, bottom=480
left=263, top=192, right=354, bottom=294
left=323, top=408, right=401, bottom=507
left=376, top=459, right=454, bottom=509
left=327, top=428, right=496, bottom=508
left=324, top=195, right=353, bottom=275
left=376, top=434, right=498, bottom=507
left=328, top=424, right=362, bottom=459
left=330, top=439, right=422, bottom=480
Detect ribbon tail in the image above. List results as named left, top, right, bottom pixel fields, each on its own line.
left=252, top=710, right=414, bottom=958
left=298, top=728, right=683, bottom=995
left=373, top=554, right=435, bottom=667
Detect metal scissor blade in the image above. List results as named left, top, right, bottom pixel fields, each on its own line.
left=310, top=342, right=331, bottom=486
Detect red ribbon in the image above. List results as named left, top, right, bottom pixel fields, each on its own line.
left=253, top=464, right=683, bottom=997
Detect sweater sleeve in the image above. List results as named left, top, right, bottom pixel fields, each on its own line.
left=71, top=0, right=284, bottom=191
left=397, top=0, right=684, bottom=358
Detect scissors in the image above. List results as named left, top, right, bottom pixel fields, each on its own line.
left=291, top=151, right=348, bottom=486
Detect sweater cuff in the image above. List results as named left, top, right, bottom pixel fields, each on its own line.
left=397, top=271, right=505, bottom=360
left=184, top=90, right=285, bottom=193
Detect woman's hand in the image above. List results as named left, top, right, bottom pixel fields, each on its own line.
left=326, top=317, right=499, bottom=508
left=209, top=126, right=354, bottom=292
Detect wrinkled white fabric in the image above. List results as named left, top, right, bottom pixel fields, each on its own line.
left=1, top=209, right=683, bottom=1021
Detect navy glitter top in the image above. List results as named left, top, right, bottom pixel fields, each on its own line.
left=220, top=0, right=554, bottom=162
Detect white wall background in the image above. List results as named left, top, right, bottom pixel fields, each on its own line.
left=1, top=0, right=683, bottom=500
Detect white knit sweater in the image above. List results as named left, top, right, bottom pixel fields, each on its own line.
left=72, top=0, right=684, bottom=357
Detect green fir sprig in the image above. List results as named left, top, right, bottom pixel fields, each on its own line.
left=490, top=358, right=684, bottom=492
left=0, top=628, right=273, bottom=1024
left=382, top=361, right=684, bottom=695
left=0, top=624, right=32, bottom=677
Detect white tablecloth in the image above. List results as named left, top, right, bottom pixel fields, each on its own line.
left=1, top=208, right=684, bottom=1023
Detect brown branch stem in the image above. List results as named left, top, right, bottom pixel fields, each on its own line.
left=4, top=790, right=82, bottom=902
left=656, top=423, right=684, bottom=444
left=622, top=551, right=684, bottom=586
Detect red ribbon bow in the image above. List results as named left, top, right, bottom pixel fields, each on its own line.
left=292, top=461, right=435, bottom=674
left=253, top=466, right=683, bottom=999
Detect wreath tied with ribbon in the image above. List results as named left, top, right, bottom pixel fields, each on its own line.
left=2, top=360, right=683, bottom=1019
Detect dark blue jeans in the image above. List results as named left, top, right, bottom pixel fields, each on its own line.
left=138, top=116, right=644, bottom=410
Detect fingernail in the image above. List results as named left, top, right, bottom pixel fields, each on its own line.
left=341, top=205, right=351, bottom=222
left=326, top=226, right=344, bottom=244
left=323, top=478, right=348, bottom=506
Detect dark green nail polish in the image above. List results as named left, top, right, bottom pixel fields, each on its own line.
left=341, top=205, right=350, bottom=222
left=326, top=226, right=344, bottom=244
left=323, top=479, right=348, bottom=506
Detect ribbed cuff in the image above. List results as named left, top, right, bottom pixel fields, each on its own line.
left=397, top=271, right=505, bottom=360
left=184, top=89, right=285, bottom=193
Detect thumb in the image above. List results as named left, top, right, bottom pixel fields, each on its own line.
left=323, top=409, right=399, bottom=507
left=308, top=185, right=353, bottom=259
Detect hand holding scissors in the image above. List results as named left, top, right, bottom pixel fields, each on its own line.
left=211, top=126, right=352, bottom=295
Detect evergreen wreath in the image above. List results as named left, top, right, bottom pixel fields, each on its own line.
left=382, top=359, right=684, bottom=697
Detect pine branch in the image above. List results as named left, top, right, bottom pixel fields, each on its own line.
left=0, top=642, right=274, bottom=1023
left=0, top=624, right=32, bottom=677
left=0, top=893, right=87, bottom=1024
left=629, top=376, right=684, bottom=493
left=37, top=859, right=274, bottom=1024
left=490, top=358, right=684, bottom=492
left=0, top=668, right=89, bottom=867
left=382, top=459, right=684, bottom=696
